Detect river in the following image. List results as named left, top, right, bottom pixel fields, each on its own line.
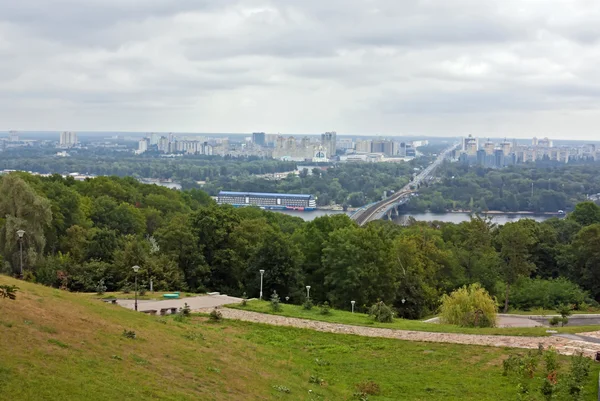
left=273, top=209, right=560, bottom=224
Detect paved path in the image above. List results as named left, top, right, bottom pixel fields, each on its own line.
left=118, top=294, right=242, bottom=312
left=198, top=308, right=600, bottom=357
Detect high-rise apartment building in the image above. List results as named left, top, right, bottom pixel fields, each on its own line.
left=59, top=131, right=78, bottom=148
left=9, top=131, right=19, bottom=142
left=138, top=138, right=149, bottom=153
left=252, top=132, right=266, bottom=146
left=321, top=131, right=337, bottom=158
left=355, top=140, right=372, bottom=153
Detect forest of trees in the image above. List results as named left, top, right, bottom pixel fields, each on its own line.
left=2, top=172, right=600, bottom=318
left=0, top=148, right=431, bottom=206
left=406, top=162, right=600, bottom=213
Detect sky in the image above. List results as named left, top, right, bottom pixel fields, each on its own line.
left=2, top=0, right=600, bottom=139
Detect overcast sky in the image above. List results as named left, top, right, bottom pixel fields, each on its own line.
left=2, top=0, right=600, bottom=139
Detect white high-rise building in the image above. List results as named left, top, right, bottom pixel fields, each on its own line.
left=137, top=138, right=149, bottom=154
left=59, top=131, right=78, bottom=148
left=321, top=131, right=337, bottom=158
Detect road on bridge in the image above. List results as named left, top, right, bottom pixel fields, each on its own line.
left=352, top=143, right=459, bottom=226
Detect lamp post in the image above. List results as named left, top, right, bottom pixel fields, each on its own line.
left=16, top=230, right=25, bottom=279
left=132, top=265, right=140, bottom=311
left=306, top=285, right=311, bottom=300
left=259, top=269, right=265, bottom=300
left=351, top=300, right=355, bottom=313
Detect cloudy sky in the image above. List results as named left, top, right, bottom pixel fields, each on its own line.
left=2, top=0, right=600, bottom=139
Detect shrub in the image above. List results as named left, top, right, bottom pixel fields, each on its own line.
left=303, top=298, right=314, bottom=310
left=497, top=278, right=588, bottom=311
left=566, top=351, right=591, bottom=400
left=368, top=301, right=394, bottom=323
left=556, top=304, right=572, bottom=327
left=121, top=283, right=132, bottom=294
left=96, top=279, right=107, bottom=295
left=209, top=307, right=222, bottom=322
left=138, top=285, right=147, bottom=296
left=0, top=285, right=18, bottom=300
left=241, top=292, right=248, bottom=307
left=549, top=316, right=561, bottom=327
left=122, top=329, right=136, bottom=339
left=440, top=283, right=497, bottom=328
left=180, top=303, right=191, bottom=317
left=319, top=301, right=331, bottom=315
left=270, top=291, right=282, bottom=312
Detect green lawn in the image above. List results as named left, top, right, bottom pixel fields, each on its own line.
left=2, top=276, right=599, bottom=400
left=229, top=300, right=600, bottom=337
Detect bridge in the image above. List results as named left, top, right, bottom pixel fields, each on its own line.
left=351, top=144, right=459, bottom=226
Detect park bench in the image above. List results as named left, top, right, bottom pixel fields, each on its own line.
left=102, top=299, right=117, bottom=304
left=160, top=308, right=172, bottom=315
left=141, top=310, right=157, bottom=315
left=170, top=307, right=178, bottom=314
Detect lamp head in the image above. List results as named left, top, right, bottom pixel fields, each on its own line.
left=16, top=229, right=25, bottom=238
left=132, top=265, right=141, bottom=273
left=306, top=286, right=311, bottom=290
left=351, top=300, right=356, bottom=305
left=259, top=269, right=265, bottom=274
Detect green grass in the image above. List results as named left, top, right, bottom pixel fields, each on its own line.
left=1, top=276, right=599, bottom=400
left=230, top=300, right=600, bottom=337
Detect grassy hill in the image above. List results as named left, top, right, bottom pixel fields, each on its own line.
left=1, top=276, right=598, bottom=401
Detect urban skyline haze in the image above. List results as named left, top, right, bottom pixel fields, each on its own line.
left=2, top=1, right=600, bottom=140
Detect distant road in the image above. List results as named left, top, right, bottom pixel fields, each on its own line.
left=352, top=144, right=459, bottom=226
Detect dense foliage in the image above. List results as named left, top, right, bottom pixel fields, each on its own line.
left=440, top=284, right=497, bottom=328
left=406, top=163, right=600, bottom=213
left=2, top=172, right=600, bottom=318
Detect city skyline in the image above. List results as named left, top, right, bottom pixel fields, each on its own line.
left=2, top=2, right=600, bottom=139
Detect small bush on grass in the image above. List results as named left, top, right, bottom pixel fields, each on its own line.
left=122, top=329, right=136, bottom=339
left=241, top=292, right=248, bottom=307
left=139, top=285, right=147, bottom=296
left=319, top=301, right=331, bottom=315
left=270, top=291, right=281, bottom=312
left=209, top=307, right=223, bottom=322
left=0, top=285, right=18, bottom=300
left=556, top=304, right=572, bottom=327
left=180, top=303, right=191, bottom=317
left=272, top=385, right=291, bottom=393
left=121, top=283, right=132, bottom=294
left=369, top=301, right=394, bottom=323
left=303, top=298, right=314, bottom=310
left=440, top=283, right=496, bottom=328
left=95, top=279, right=107, bottom=295
left=549, top=316, right=561, bottom=327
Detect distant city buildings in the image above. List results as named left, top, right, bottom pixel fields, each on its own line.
left=59, top=131, right=78, bottom=148
left=458, top=136, right=599, bottom=168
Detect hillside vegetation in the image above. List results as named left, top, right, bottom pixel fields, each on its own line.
left=4, top=277, right=599, bottom=400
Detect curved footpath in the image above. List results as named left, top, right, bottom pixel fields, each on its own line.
left=197, top=307, right=600, bottom=357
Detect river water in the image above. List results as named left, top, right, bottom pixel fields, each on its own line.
left=274, top=209, right=559, bottom=224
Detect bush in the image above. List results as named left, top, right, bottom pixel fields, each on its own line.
left=319, top=301, right=331, bottom=315
left=121, top=283, right=132, bottom=294
left=368, top=301, right=394, bottom=323
left=180, top=303, right=191, bottom=317
left=241, top=292, right=247, bottom=307
left=549, top=316, right=561, bottom=327
left=440, top=283, right=497, bottom=328
left=209, top=307, right=222, bottom=322
left=303, top=298, right=314, bottom=310
left=96, top=279, right=107, bottom=295
left=122, top=329, right=136, bottom=339
left=0, top=285, right=18, bottom=300
left=497, top=278, right=588, bottom=311
left=270, top=291, right=281, bottom=312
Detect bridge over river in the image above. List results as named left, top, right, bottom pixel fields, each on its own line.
left=351, top=144, right=459, bottom=226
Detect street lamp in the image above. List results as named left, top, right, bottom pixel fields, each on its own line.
left=132, top=265, right=140, bottom=311
left=351, top=300, right=356, bottom=313
left=16, top=230, right=25, bottom=279
left=306, top=285, right=311, bottom=300
left=259, top=269, right=265, bottom=300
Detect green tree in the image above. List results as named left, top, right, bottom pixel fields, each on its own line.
left=497, top=222, right=536, bottom=312
left=568, top=201, right=600, bottom=227
left=0, top=174, right=52, bottom=275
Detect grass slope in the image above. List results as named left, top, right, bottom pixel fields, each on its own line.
left=230, top=300, right=600, bottom=337
left=0, top=276, right=598, bottom=401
